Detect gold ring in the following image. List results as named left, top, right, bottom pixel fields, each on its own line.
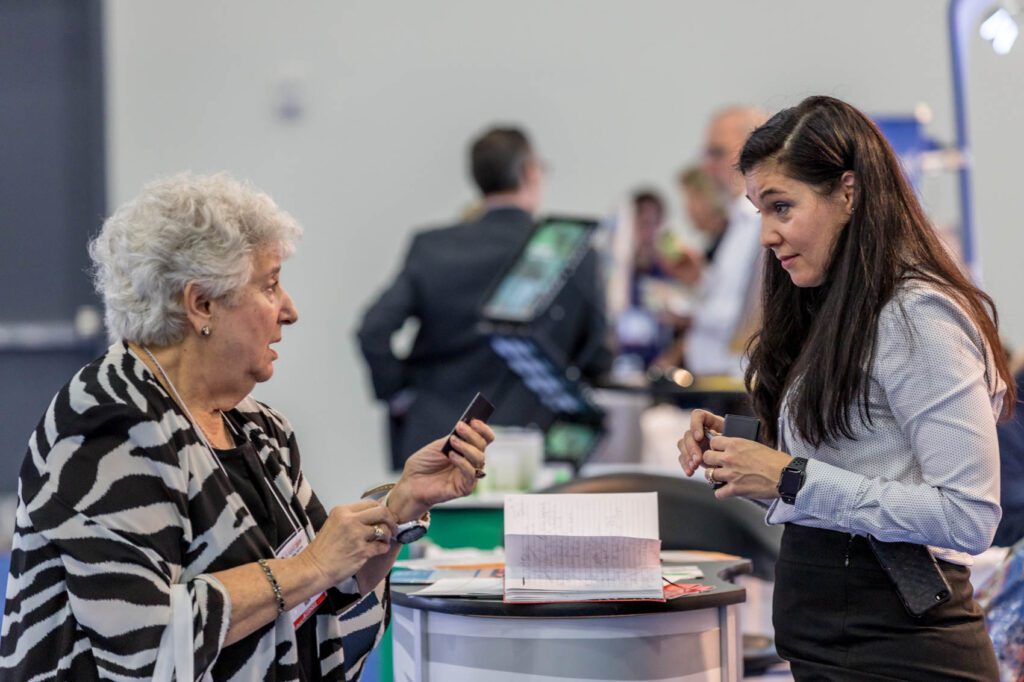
left=372, top=524, right=384, bottom=541
left=706, top=467, right=717, bottom=485
left=474, top=467, right=487, bottom=479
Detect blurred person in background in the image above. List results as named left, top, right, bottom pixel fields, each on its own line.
left=630, top=189, right=674, bottom=300
left=615, top=189, right=678, bottom=368
left=670, top=165, right=730, bottom=286
left=357, top=126, right=610, bottom=469
left=681, top=105, right=767, bottom=377
left=0, top=173, right=493, bottom=681
left=995, top=349, right=1024, bottom=547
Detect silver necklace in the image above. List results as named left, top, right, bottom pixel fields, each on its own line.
left=140, top=345, right=305, bottom=538
left=141, top=346, right=227, bottom=454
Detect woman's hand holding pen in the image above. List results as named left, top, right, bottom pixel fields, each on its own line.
left=678, top=409, right=793, bottom=499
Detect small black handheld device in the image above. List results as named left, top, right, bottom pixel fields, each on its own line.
left=707, top=414, right=761, bottom=490
left=441, top=392, right=495, bottom=456
left=722, top=414, right=761, bottom=441
left=868, top=537, right=952, bottom=618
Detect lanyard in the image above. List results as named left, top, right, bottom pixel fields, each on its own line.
left=222, top=410, right=305, bottom=536
left=141, top=346, right=306, bottom=542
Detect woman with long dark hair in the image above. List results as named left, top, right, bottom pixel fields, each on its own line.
left=678, top=95, right=1016, bottom=680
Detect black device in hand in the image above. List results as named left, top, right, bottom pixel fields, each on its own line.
left=440, top=392, right=495, bottom=456
left=868, top=536, right=952, bottom=618
left=706, top=414, right=761, bottom=490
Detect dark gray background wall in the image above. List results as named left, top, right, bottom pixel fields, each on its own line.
left=0, top=0, right=106, bottom=492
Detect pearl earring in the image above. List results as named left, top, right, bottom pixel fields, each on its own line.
left=200, top=326, right=211, bottom=337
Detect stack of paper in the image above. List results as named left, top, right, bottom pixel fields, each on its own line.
left=503, top=492, right=663, bottom=603
left=409, top=575, right=504, bottom=597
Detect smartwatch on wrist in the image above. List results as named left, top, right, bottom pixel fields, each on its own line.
left=361, top=483, right=431, bottom=544
left=777, top=457, right=808, bottom=505
left=393, top=515, right=430, bottom=544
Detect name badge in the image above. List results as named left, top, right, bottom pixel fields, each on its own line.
left=276, top=529, right=326, bottom=629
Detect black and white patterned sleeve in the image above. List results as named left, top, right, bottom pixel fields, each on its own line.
left=4, top=398, right=231, bottom=680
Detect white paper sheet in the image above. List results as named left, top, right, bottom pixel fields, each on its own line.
left=503, top=492, right=659, bottom=539
left=411, top=577, right=504, bottom=597
left=503, top=493, right=664, bottom=601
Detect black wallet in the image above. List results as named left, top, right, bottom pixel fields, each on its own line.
left=867, top=536, right=951, bottom=618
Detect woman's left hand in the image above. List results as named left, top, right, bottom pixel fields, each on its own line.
left=386, top=420, right=495, bottom=522
left=702, top=435, right=793, bottom=500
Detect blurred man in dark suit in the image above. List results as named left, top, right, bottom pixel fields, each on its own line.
left=357, top=126, right=610, bottom=469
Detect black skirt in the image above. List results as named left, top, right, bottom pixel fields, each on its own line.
left=773, top=524, right=999, bottom=681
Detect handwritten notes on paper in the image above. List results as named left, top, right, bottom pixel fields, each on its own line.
left=503, top=493, right=664, bottom=602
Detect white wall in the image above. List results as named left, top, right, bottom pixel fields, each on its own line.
left=104, top=0, right=1024, bottom=505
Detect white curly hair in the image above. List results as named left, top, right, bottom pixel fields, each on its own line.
left=89, top=172, right=303, bottom=346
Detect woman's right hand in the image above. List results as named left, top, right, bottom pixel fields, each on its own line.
left=678, top=408, right=725, bottom=476
left=299, top=500, right=397, bottom=586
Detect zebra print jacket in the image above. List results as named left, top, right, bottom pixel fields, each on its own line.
left=0, top=342, right=388, bottom=680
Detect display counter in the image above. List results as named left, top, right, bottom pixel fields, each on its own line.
left=391, top=559, right=750, bottom=682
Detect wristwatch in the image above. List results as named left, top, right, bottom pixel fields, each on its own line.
left=361, top=483, right=431, bottom=544
left=777, top=457, right=808, bottom=505
left=393, top=515, right=430, bottom=544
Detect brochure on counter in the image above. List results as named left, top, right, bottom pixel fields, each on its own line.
left=503, top=492, right=664, bottom=603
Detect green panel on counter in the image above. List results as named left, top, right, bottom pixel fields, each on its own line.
left=427, top=507, right=505, bottom=550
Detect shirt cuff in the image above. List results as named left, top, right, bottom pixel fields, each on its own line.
left=792, top=458, right=868, bottom=528
left=196, top=573, right=232, bottom=652
left=334, top=576, right=387, bottom=617
left=764, top=497, right=787, bottom=525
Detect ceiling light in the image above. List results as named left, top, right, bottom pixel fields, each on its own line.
left=980, top=6, right=1019, bottom=54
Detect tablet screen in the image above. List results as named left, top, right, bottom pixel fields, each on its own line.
left=482, top=218, right=594, bottom=323
left=545, top=419, right=601, bottom=468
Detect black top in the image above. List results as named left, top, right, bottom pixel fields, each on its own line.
left=216, top=414, right=321, bottom=682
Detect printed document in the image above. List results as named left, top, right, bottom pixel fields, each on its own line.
left=503, top=492, right=663, bottom=602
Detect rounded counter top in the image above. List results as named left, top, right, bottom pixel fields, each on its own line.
left=390, top=558, right=751, bottom=618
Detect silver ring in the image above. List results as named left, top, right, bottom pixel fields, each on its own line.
left=372, top=524, right=384, bottom=541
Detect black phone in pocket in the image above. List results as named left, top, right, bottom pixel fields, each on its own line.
left=868, top=536, right=952, bottom=618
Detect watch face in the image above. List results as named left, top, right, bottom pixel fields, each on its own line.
left=777, top=458, right=807, bottom=503
left=395, top=523, right=428, bottom=545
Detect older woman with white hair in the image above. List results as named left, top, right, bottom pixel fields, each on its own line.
left=0, top=173, right=493, bottom=681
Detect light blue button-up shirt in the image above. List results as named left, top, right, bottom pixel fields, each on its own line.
left=766, top=283, right=1006, bottom=565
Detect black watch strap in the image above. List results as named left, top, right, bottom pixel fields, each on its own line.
left=777, top=457, right=808, bottom=505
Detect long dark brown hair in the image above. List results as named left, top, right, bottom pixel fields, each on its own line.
left=739, top=96, right=1015, bottom=447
